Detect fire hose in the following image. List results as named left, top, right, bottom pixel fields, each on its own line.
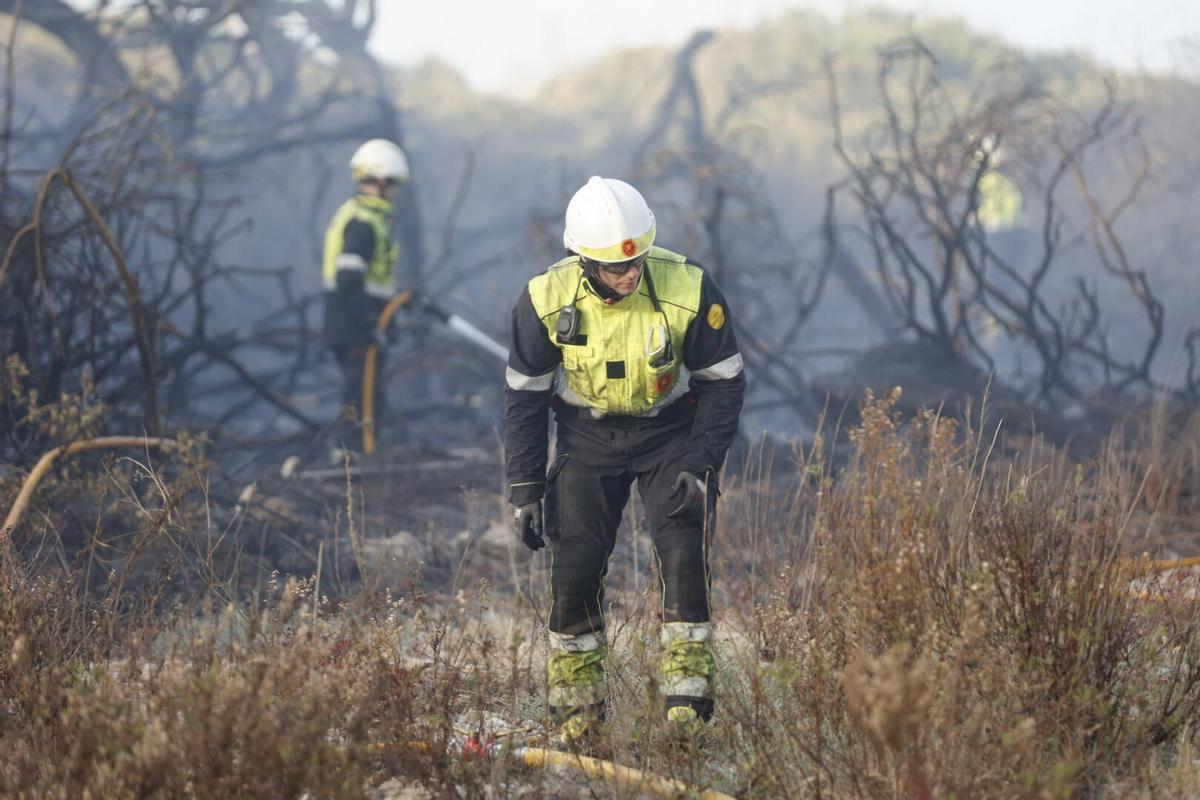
left=513, top=745, right=737, bottom=799
left=361, top=736, right=738, bottom=800
left=361, top=292, right=509, bottom=454
left=2, top=437, right=177, bottom=539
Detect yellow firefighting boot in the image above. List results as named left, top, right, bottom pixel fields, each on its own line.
left=660, top=622, right=715, bottom=729
left=547, top=630, right=607, bottom=749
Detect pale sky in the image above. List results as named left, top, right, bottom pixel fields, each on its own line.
left=368, top=0, right=1199, bottom=98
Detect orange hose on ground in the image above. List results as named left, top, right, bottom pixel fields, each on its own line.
left=1120, top=554, right=1200, bottom=578
left=2, top=436, right=176, bottom=539
left=355, top=740, right=738, bottom=799
left=1145, top=555, right=1200, bottom=573
left=362, top=291, right=413, bottom=454
left=515, top=747, right=738, bottom=800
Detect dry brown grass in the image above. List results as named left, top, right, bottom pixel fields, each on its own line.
left=707, top=389, right=1200, bottom=798
left=3, top=380, right=1200, bottom=798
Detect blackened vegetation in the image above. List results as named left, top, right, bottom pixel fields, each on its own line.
left=0, top=1, right=509, bottom=602
left=822, top=41, right=1200, bottom=427
left=629, top=31, right=836, bottom=430
left=1, top=14, right=1200, bottom=799
left=0, top=0, right=456, bottom=461
left=0, top=7, right=1196, bottom=601
left=610, top=32, right=1198, bottom=442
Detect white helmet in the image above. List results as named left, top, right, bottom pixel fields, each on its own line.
left=563, top=176, right=655, bottom=263
left=350, top=139, right=410, bottom=183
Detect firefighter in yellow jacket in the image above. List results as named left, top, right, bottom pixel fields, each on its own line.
left=321, top=139, right=408, bottom=458
left=504, top=177, right=746, bottom=743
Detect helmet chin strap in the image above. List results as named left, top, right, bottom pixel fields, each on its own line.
left=581, top=259, right=625, bottom=303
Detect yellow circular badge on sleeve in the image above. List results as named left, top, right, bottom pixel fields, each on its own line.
left=707, top=303, right=726, bottom=330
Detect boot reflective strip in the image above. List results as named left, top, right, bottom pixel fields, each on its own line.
left=661, top=675, right=711, bottom=698
left=660, top=621, right=711, bottom=645
left=549, top=630, right=605, bottom=652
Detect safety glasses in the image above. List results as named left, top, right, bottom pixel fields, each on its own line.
left=596, top=253, right=647, bottom=276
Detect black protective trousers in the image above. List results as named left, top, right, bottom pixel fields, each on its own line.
left=332, top=346, right=386, bottom=451
left=545, top=403, right=716, bottom=637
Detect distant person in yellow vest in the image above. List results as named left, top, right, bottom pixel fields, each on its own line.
left=504, top=176, right=746, bottom=747
left=322, top=139, right=408, bottom=461
left=977, top=172, right=1023, bottom=233
left=974, top=136, right=1024, bottom=234
left=973, top=136, right=1027, bottom=343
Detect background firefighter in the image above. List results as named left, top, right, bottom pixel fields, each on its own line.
left=503, top=176, right=746, bottom=745
left=321, top=139, right=410, bottom=460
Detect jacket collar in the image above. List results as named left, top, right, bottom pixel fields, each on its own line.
left=354, top=194, right=395, bottom=215
left=582, top=261, right=645, bottom=306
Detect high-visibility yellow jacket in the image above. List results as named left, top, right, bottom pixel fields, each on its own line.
left=525, top=247, right=699, bottom=417
left=977, top=170, right=1023, bottom=232
left=322, top=195, right=399, bottom=300
left=504, top=246, right=746, bottom=505
left=321, top=195, right=400, bottom=348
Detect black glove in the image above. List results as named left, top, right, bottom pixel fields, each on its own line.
left=512, top=501, right=544, bottom=550
left=667, top=471, right=707, bottom=522
left=410, top=292, right=434, bottom=313
left=411, top=292, right=449, bottom=322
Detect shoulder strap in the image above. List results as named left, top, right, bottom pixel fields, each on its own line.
left=641, top=262, right=665, bottom=314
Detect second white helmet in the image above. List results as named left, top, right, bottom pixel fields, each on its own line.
left=350, top=139, right=410, bottom=183
left=563, top=176, right=655, bottom=263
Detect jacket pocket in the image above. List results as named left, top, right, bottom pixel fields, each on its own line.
left=560, top=346, right=595, bottom=404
